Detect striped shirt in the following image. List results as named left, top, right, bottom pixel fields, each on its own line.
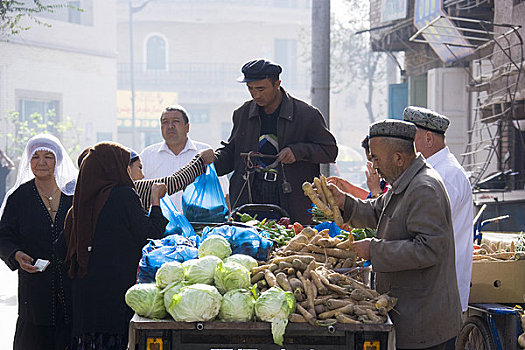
left=134, top=154, right=206, bottom=210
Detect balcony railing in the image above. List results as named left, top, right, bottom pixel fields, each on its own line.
left=118, top=62, right=310, bottom=93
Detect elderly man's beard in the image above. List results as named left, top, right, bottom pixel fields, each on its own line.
left=378, top=165, right=404, bottom=184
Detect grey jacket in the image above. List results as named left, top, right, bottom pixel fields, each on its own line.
left=343, top=155, right=462, bottom=348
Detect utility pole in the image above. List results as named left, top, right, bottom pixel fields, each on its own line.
left=311, top=0, right=331, bottom=175
left=129, top=0, right=150, bottom=149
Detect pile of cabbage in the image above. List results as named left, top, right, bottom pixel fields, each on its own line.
left=125, top=234, right=295, bottom=344
left=125, top=235, right=295, bottom=345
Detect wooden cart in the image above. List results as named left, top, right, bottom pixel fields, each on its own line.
left=128, top=314, right=394, bottom=350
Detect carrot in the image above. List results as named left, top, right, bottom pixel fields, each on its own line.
left=321, top=175, right=344, bottom=227
left=264, top=269, right=279, bottom=288
left=302, top=182, right=333, bottom=218
left=336, top=314, right=360, bottom=324
left=318, top=304, right=354, bottom=319
left=313, top=177, right=328, bottom=206
left=289, top=313, right=307, bottom=323
left=275, top=272, right=292, bottom=292
left=296, top=304, right=316, bottom=326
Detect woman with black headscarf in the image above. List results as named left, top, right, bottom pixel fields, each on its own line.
left=65, top=142, right=168, bottom=349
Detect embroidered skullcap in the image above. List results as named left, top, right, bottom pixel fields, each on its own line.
left=369, top=119, right=416, bottom=141
left=403, top=106, right=450, bottom=134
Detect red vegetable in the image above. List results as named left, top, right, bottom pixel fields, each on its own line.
left=292, top=222, right=304, bottom=235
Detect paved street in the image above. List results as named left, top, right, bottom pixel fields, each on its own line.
left=0, top=263, right=17, bottom=350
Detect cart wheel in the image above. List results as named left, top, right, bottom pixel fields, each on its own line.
left=456, top=316, right=497, bottom=350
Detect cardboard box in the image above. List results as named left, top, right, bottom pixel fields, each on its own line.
left=469, top=259, right=525, bottom=303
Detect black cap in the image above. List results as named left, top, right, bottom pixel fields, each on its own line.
left=237, top=59, right=282, bottom=83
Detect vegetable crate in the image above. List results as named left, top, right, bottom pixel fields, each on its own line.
left=129, top=315, right=394, bottom=350
left=469, top=259, right=525, bottom=303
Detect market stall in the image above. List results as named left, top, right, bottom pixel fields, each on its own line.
left=126, top=177, right=395, bottom=350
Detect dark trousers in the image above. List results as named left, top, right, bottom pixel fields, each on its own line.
left=14, top=317, right=71, bottom=350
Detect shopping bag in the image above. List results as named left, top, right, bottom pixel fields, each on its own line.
left=182, top=164, right=228, bottom=223
left=159, top=195, right=195, bottom=239
left=138, top=234, right=198, bottom=283
left=198, top=223, right=273, bottom=261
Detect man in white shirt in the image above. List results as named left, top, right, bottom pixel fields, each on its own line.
left=404, top=106, right=473, bottom=316
left=140, top=105, right=229, bottom=212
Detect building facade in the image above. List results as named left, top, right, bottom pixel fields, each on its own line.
left=369, top=0, right=525, bottom=231
left=116, top=0, right=312, bottom=151
left=0, top=0, right=118, bottom=154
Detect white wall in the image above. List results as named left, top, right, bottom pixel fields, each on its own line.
left=0, top=0, right=117, bottom=156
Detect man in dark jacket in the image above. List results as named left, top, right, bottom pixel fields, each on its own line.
left=214, top=59, right=338, bottom=223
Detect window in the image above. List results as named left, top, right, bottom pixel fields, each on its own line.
left=37, top=0, right=93, bottom=26
left=68, top=1, right=82, bottom=24
left=17, top=98, right=59, bottom=130
left=188, top=109, right=209, bottom=124
left=146, top=35, right=167, bottom=70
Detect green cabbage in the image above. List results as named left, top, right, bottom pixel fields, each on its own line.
left=218, top=288, right=255, bottom=322
left=167, top=284, right=222, bottom=322
left=254, top=287, right=296, bottom=346
left=162, top=281, right=190, bottom=311
left=198, top=235, right=232, bottom=259
left=125, top=283, right=167, bottom=319
left=224, top=254, right=258, bottom=272
left=183, top=255, right=222, bottom=284
left=214, top=261, right=251, bottom=294
left=156, top=261, right=185, bottom=289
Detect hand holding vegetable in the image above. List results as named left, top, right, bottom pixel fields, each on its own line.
left=326, top=181, right=346, bottom=210
left=353, top=238, right=372, bottom=260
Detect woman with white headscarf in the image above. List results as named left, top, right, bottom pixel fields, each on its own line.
left=0, top=134, right=77, bottom=350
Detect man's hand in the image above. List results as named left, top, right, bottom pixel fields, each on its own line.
left=365, top=162, right=382, bottom=196
left=199, top=148, right=215, bottom=165
left=327, top=176, right=354, bottom=195
left=326, top=182, right=346, bottom=210
left=15, top=251, right=39, bottom=273
left=277, top=147, right=296, bottom=164
left=150, top=183, right=167, bottom=206
left=353, top=238, right=372, bottom=260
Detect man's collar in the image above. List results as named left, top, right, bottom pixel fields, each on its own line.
left=249, top=87, right=294, bottom=121
left=391, top=154, right=426, bottom=194
left=426, top=146, right=448, bottom=168
left=159, top=138, right=195, bottom=155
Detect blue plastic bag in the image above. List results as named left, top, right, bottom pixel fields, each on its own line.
left=182, top=164, right=228, bottom=223
left=198, top=224, right=273, bottom=261
left=314, top=221, right=346, bottom=238
left=159, top=195, right=196, bottom=239
left=138, top=234, right=198, bottom=283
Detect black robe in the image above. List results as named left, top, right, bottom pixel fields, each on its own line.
left=70, top=186, right=167, bottom=338
left=0, top=179, right=73, bottom=327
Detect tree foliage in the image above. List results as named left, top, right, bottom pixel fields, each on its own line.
left=0, top=0, right=70, bottom=37
left=331, top=0, right=386, bottom=123
left=1, top=110, right=83, bottom=162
